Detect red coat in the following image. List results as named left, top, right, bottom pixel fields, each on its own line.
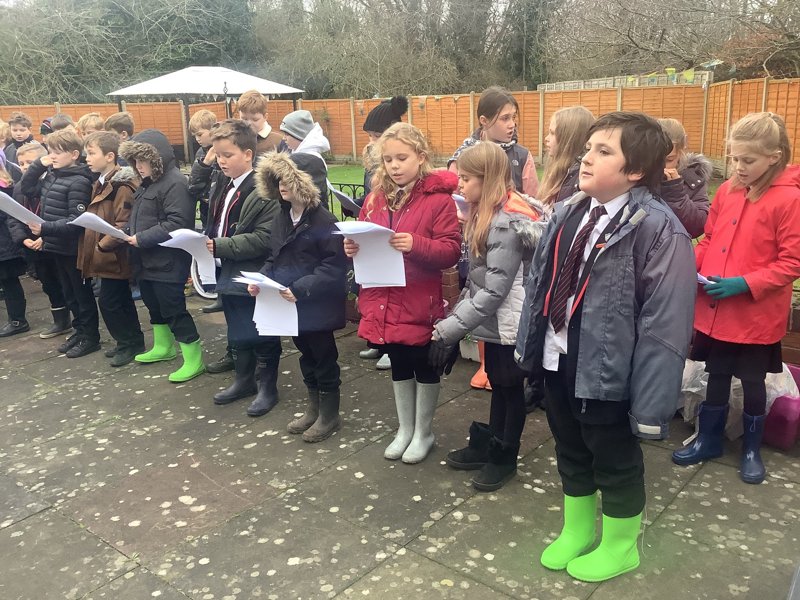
left=695, top=165, right=800, bottom=344
left=357, top=170, right=461, bottom=346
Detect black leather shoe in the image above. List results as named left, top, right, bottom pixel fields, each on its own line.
left=105, top=345, right=119, bottom=358
left=66, top=338, right=101, bottom=358
left=206, top=351, right=234, bottom=373
left=110, top=345, right=145, bottom=367
left=57, top=332, right=81, bottom=353
left=0, top=320, right=30, bottom=337
left=201, top=298, right=223, bottom=313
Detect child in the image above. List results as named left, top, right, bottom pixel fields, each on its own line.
left=251, top=152, right=347, bottom=440
left=120, top=129, right=204, bottom=382
left=279, top=109, right=330, bottom=207
left=430, top=143, right=545, bottom=490
left=237, top=90, right=283, bottom=156
left=77, top=112, right=104, bottom=137
left=516, top=112, right=696, bottom=582
left=657, top=118, right=712, bottom=238
left=104, top=112, right=135, bottom=141
left=356, top=96, right=409, bottom=368
left=0, top=157, right=28, bottom=337
left=8, top=142, right=72, bottom=339
left=78, top=131, right=143, bottom=366
left=22, top=129, right=100, bottom=358
left=188, top=108, right=218, bottom=231
left=4, top=111, right=35, bottom=168
left=448, top=87, right=540, bottom=393
left=204, top=120, right=281, bottom=414
left=672, top=112, right=800, bottom=484
left=538, top=106, right=595, bottom=205
left=345, top=123, right=461, bottom=463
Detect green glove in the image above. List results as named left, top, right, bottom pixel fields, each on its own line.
left=704, top=276, right=749, bottom=299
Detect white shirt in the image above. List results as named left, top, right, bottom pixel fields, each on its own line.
left=214, top=170, right=252, bottom=266
left=542, top=193, right=629, bottom=372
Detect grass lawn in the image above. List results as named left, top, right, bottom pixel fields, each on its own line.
left=328, top=165, right=366, bottom=185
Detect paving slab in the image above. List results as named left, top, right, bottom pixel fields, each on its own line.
left=0, top=509, right=136, bottom=600
left=0, top=473, right=50, bottom=529
left=83, top=567, right=189, bottom=600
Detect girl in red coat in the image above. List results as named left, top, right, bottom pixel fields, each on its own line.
left=344, top=123, right=461, bottom=464
left=673, top=112, right=800, bottom=484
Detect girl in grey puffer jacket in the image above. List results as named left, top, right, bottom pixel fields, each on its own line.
left=431, top=143, right=545, bottom=492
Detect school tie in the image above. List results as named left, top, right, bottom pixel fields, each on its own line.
left=549, top=205, right=606, bottom=333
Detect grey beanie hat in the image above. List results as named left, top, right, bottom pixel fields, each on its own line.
left=280, top=110, right=315, bottom=141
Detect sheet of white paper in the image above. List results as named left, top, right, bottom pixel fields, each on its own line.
left=69, top=212, right=129, bottom=240
left=334, top=222, right=405, bottom=288
left=159, top=228, right=216, bottom=285
left=232, top=272, right=297, bottom=336
left=0, top=190, right=44, bottom=225
left=453, top=194, right=469, bottom=214
left=697, top=273, right=712, bottom=285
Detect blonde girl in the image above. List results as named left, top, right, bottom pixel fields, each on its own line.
left=431, top=143, right=544, bottom=490
left=538, top=106, right=595, bottom=205
left=345, top=123, right=461, bottom=464
left=673, top=112, right=800, bottom=485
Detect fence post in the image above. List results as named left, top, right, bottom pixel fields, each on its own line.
left=700, top=83, right=709, bottom=157
left=761, top=76, right=770, bottom=111
left=616, top=86, right=622, bottom=110
left=723, top=80, right=736, bottom=179
left=54, top=102, right=62, bottom=114
left=119, top=100, right=127, bottom=113
left=469, top=91, right=475, bottom=132
left=349, top=97, right=357, bottom=161
left=538, top=90, right=545, bottom=163
left=178, top=99, right=190, bottom=165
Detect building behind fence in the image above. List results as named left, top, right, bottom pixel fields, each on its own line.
left=2, top=77, right=798, bottom=177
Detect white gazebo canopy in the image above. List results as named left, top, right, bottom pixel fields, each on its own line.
left=107, top=66, right=303, bottom=97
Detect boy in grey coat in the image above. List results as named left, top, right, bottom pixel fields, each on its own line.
left=515, top=113, right=695, bottom=583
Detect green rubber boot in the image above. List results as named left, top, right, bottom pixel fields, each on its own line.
left=566, top=512, right=641, bottom=582
left=135, top=324, right=177, bottom=363
left=540, top=493, right=597, bottom=570
left=168, top=340, right=205, bottom=383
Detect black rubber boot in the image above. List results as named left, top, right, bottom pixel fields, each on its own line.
left=214, top=348, right=258, bottom=405
left=247, top=356, right=280, bottom=416
left=446, top=421, right=491, bottom=470
left=110, top=342, right=146, bottom=367
left=287, top=388, right=320, bottom=434
left=40, top=307, right=73, bottom=339
left=471, top=436, right=519, bottom=492
left=302, top=389, right=341, bottom=443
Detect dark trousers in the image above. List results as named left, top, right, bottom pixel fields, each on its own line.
left=32, top=251, right=66, bottom=309
left=386, top=343, right=439, bottom=384
left=99, top=278, right=143, bottom=350
left=544, top=356, right=645, bottom=518
left=292, top=330, right=340, bottom=392
left=53, top=253, right=99, bottom=342
left=221, top=294, right=281, bottom=358
left=485, top=342, right=527, bottom=447
left=0, top=276, right=25, bottom=322
left=138, top=279, right=198, bottom=344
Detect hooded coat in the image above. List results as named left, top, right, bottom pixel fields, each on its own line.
left=357, top=170, right=462, bottom=347
left=76, top=166, right=138, bottom=279
left=290, top=123, right=331, bottom=208
left=435, top=194, right=546, bottom=346
left=256, top=152, right=347, bottom=332
left=694, top=164, right=800, bottom=345
left=120, top=129, right=195, bottom=283
left=659, top=152, right=713, bottom=238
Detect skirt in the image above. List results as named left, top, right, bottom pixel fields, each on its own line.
left=691, top=331, right=782, bottom=380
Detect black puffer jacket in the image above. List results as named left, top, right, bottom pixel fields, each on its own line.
left=21, top=159, right=93, bottom=256
left=120, top=129, right=195, bottom=283
left=0, top=191, right=22, bottom=262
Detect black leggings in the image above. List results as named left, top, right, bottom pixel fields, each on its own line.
left=704, top=373, right=767, bottom=416
left=386, top=343, right=439, bottom=384
left=485, top=343, right=527, bottom=446
left=0, top=276, right=25, bottom=322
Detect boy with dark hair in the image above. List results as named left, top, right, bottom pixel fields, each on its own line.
left=78, top=131, right=143, bottom=366
left=204, top=119, right=281, bottom=413
left=237, top=90, right=283, bottom=156
left=516, top=111, right=696, bottom=582
left=4, top=112, right=35, bottom=167
left=104, top=112, right=135, bottom=141
left=23, top=129, right=100, bottom=358
left=8, top=142, right=72, bottom=339
left=120, top=129, right=204, bottom=382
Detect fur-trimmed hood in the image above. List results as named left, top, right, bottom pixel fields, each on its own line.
left=682, top=152, right=714, bottom=182
left=256, top=151, right=321, bottom=208
left=119, top=129, right=175, bottom=182
left=110, top=166, right=138, bottom=185
left=417, top=169, right=459, bottom=195
left=502, top=193, right=548, bottom=250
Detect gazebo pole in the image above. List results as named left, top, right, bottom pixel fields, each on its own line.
left=179, top=95, right=191, bottom=164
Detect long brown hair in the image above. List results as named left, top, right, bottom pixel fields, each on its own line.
left=457, top=143, right=513, bottom=257
left=538, top=106, right=594, bottom=204
left=366, top=123, right=434, bottom=218
left=658, top=118, right=689, bottom=171
left=728, top=112, right=791, bottom=200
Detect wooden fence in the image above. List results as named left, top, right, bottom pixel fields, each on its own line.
left=2, top=78, right=798, bottom=173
